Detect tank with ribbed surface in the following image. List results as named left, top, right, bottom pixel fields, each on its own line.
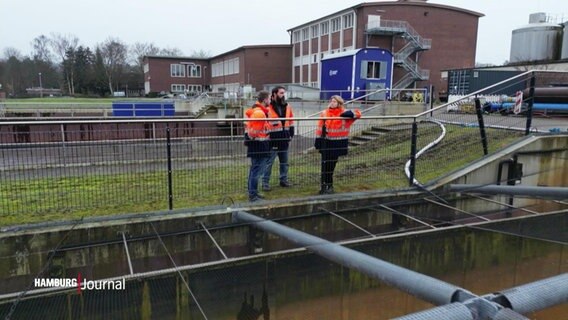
left=509, top=12, right=562, bottom=63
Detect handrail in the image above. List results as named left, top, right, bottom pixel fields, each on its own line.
left=415, top=70, right=535, bottom=118
left=367, top=20, right=431, bottom=49
left=305, top=88, right=391, bottom=118
left=0, top=114, right=419, bottom=126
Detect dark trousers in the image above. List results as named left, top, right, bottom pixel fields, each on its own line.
left=321, top=153, right=339, bottom=188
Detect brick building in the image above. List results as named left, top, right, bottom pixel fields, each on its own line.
left=143, top=56, right=209, bottom=95
left=143, top=45, right=291, bottom=96
left=144, top=1, right=483, bottom=99
left=288, top=0, right=483, bottom=96
left=208, top=45, right=292, bottom=94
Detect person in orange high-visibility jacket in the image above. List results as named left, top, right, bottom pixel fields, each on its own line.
left=245, top=90, right=271, bottom=202
left=262, top=86, right=295, bottom=190
left=314, top=95, right=361, bottom=195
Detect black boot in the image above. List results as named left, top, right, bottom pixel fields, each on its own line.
left=319, top=184, right=334, bottom=195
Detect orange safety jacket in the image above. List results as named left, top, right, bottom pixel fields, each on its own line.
left=266, top=104, right=294, bottom=133
left=316, top=107, right=361, bottom=139
left=245, top=103, right=269, bottom=140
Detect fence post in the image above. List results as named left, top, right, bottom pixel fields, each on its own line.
left=409, top=120, right=418, bottom=186
left=429, top=85, right=434, bottom=117
left=166, top=125, right=173, bottom=210
left=525, top=73, right=536, bottom=136
left=474, top=98, right=488, bottom=155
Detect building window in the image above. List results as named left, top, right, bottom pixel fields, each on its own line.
left=311, top=25, right=319, bottom=38
left=331, top=17, right=341, bottom=32
left=302, top=28, right=309, bottom=41
left=170, top=64, right=185, bottom=77
left=189, top=65, right=201, bottom=78
left=361, top=61, right=387, bottom=79
left=171, top=84, right=185, bottom=92
left=293, top=30, right=301, bottom=43
left=211, top=58, right=239, bottom=78
left=320, top=21, right=329, bottom=35
left=187, top=85, right=202, bottom=94
left=343, top=13, right=354, bottom=29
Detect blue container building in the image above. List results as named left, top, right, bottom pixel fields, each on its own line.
left=320, top=48, right=393, bottom=101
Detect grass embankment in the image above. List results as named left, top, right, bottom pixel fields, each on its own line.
left=0, top=125, right=524, bottom=226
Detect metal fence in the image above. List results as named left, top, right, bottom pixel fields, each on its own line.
left=0, top=70, right=564, bottom=223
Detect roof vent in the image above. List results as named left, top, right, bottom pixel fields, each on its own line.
left=529, top=12, right=547, bottom=24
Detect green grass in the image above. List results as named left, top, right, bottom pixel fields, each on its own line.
left=0, top=125, right=524, bottom=226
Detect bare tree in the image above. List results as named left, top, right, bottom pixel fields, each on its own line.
left=98, top=37, right=128, bottom=95
left=31, top=35, right=53, bottom=62
left=2, top=47, right=23, bottom=60
left=191, top=49, right=212, bottom=58
left=50, top=33, right=79, bottom=94
left=129, top=42, right=160, bottom=71
left=159, top=47, right=184, bottom=57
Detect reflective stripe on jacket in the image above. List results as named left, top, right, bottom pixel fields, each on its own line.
left=266, top=104, right=294, bottom=133
left=316, top=107, right=361, bottom=138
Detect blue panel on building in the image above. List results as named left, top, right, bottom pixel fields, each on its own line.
left=112, top=101, right=175, bottom=117
left=320, top=48, right=393, bottom=101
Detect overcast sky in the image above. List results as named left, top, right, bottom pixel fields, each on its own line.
left=1, top=0, right=566, bottom=65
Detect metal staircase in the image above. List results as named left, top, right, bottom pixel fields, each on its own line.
left=366, top=19, right=431, bottom=96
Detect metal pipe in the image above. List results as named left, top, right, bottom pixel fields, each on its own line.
left=392, top=303, right=474, bottom=320
left=233, top=210, right=473, bottom=306
left=496, top=159, right=514, bottom=185
left=496, top=273, right=568, bottom=315
left=449, top=184, right=568, bottom=199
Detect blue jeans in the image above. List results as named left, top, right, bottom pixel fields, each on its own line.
left=263, top=149, right=289, bottom=186
left=248, top=156, right=269, bottom=198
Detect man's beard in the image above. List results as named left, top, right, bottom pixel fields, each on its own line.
left=276, top=97, right=286, bottom=105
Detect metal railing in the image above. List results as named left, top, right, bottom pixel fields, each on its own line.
left=366, top=20, right=432, bottom=49
left=0, top=71, right=564, bottom=223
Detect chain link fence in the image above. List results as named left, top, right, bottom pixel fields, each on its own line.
left=1, top=71, right=565, bottom=224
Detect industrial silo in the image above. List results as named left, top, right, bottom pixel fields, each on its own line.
left=509, top=22, right=562, bottom=63
left=562, top=22, right=568, bottom=60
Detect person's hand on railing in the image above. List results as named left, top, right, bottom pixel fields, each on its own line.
left=340, top=110, right=355, bottom=118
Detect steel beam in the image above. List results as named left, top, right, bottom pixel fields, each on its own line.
left=467, top=194, right=539, bottom=215
left=450, top=184, right=568, bottom=199
left=424, top=198, right=490, bottom=221
left=319, top=208, right=376, bottom=238
left=120, top=232, right=134, bottom=275
left=200, top=222, right=228, bottom=259
left=377, top=205, right=436, bottom=229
